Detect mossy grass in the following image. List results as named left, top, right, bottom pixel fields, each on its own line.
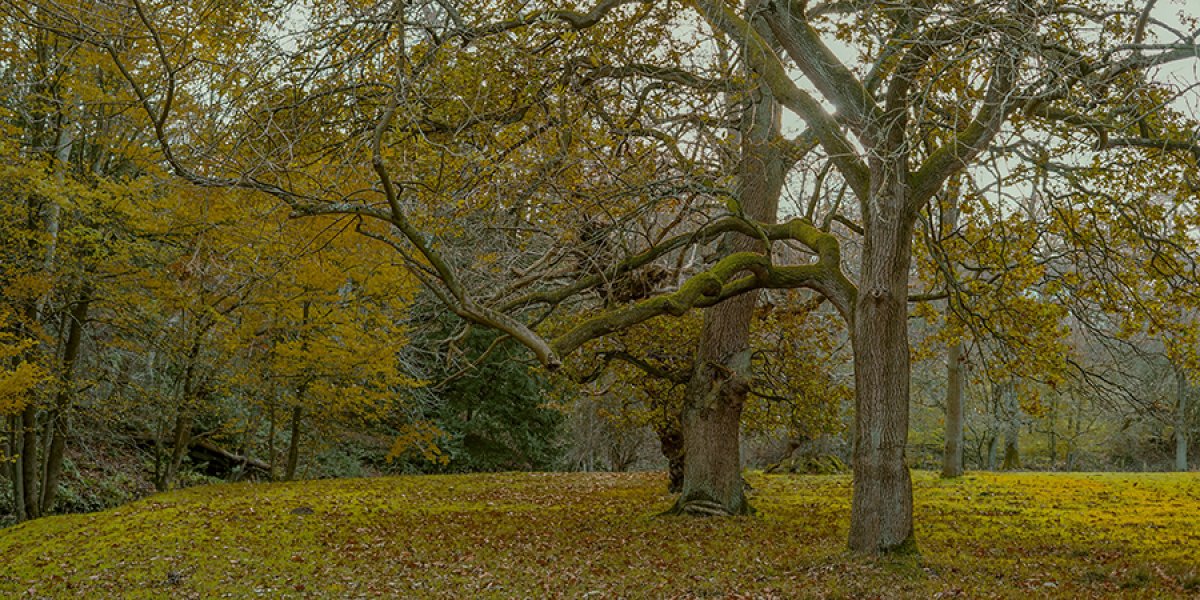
left=2, top=471, right=1198, bottom=597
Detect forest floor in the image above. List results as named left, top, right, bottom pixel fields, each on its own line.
left=1, top=471, right=1198, bottom=598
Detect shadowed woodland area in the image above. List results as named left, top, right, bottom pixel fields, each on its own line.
left=1, top=0, right=1199, bottom=595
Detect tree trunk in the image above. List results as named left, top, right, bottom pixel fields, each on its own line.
left=158, top=332, right=206, bottom=491
left=284, top=405, right=303, bottom=481
left=9, top=415, right=26, bottom=521
left=159, top=411, right=193, bottom=491
left=673, top=297, right=756, bottom=516
left=939, top=185, right=965, bottom=479
left=266, top=397, right=277, bottom=479
left=284, top=301, right=311, bottom=482
left=1176, top=365, right=1189, bottom=472
left=847, top=181, right=916, bottom=554
left=941, top=341, right=965, bottom=478
left=1002, top=382, right=1020, bottom=470
left=1047, top=394, right=1058, bottom=469
left=655, top=423, right=684, bottom=494
left=671, top=67, right=783, bottom=517
left=41, top=293, right=90, bottom=514
left=20, top=404, right=40, bottom=519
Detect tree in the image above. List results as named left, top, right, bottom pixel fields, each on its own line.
left=19, top=0, right=1199, bottom=554
left=692, top=0, right=1200, bottom=551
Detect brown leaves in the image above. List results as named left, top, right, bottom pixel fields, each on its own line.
left=3, top=471, right=1200, bottom=597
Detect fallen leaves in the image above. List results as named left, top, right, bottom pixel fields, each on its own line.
left=0, top=471, right=1198, bottom=598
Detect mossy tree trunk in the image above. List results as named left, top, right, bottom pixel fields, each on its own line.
left=673, top=299, right=756, bottom=516
left=671, top=64, right=783, bottom=517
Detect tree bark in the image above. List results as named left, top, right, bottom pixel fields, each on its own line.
left=266, top=397, right=277, bottom=479
left=284, top=405, right=303, bottom=481
left=20, top=404, right=40, bottom=519
left=159, top=411, right=193, bottom=491
left=939, top=185, right=965, bottom=479
left=1047, top=394, right=1058, bottom=469
left=9, top=415, right=26, bottom=521
left=284, top=301, right=311, bottom=482
left=847, top=179, right=916, bottom=554
left=671, top=66, right=783, bottom=517
left=655, top=422, right=684, bottom=493
left=40, top=293, right=90, bottom=514
left=941, top=341, right=965, bottom=478
left=1002, top=382, right=1021, bottom=470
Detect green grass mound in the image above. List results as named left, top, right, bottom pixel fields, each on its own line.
left=2, top=471, right=1199, bottom=598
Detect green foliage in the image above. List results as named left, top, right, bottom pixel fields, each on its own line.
left=404, top=325, right=564, bottom=473
left=2, top=471, right=1199, bottom=597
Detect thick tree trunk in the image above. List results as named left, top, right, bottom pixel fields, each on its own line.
left=672, top=71, right=783, bottom=517
left=284, top=406, right=303, bottom=481
left=941, top=342, right=965, bottom=478
left=41, top=294, right=90, bottom=514
left=1176, top=366, right=1189, bottom=472
left=847, top=185, right=916, bottom=554
left=1001, top=382, right=1021, bottom=470
left=673, top=294, right=757, bottom=516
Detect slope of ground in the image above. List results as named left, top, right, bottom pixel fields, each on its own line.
left=1, top=471, right=1198, bottom=598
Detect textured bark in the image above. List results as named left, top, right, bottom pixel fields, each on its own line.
left=1176, top=366, right=1189, bottom=472
left=159, top=411, right=193, bottom=491
left=1046, top=395, right=1058, bottom=468
left=1002, top=382, right=1021, bottom=470
left=939, top=187, right=965, bottom=479
left=673, top=296, right=757, bottom=516
left=847, top=180, right=916, bottom=554
left=266, top=398, right=277, bottom=478
left=40, top=294, right=90, bottom=513
left=20, top=404, right=40, bottom=519
left=284, top=406, right=303, bottom=481
left=941, top=342, right=965, bottom=478
left=10, top=415, right=26, bottom=521
left=655, top=423, right=684, bottom=493
left=672, top=64, right=784, bottom=517
left=285, top=301, right=311, bottom=482
left=158, top=328, right=209, bottom=491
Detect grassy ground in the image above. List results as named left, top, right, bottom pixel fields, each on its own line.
left=1, top=471, right=1198, bottom=598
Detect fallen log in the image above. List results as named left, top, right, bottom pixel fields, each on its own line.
left=127, top=432, right=272, bottom=479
